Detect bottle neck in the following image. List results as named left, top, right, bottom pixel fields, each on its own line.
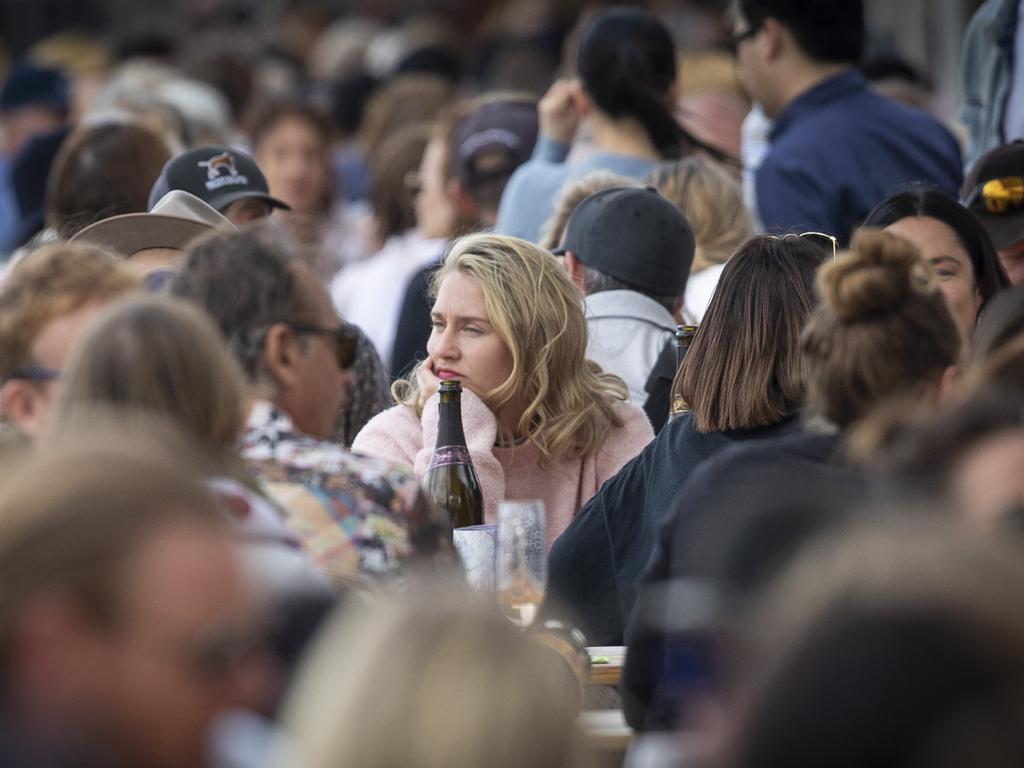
left=436, top=391, right=468, bottom=448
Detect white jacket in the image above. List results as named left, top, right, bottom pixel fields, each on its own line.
left=584, top=290, right=676, bottom=406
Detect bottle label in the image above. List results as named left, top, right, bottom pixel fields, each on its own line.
left=429, top=445, right=473, bottom=468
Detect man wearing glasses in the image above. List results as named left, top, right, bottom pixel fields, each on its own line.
left=964, top=141, right=1024, bottom=285
left=730, top=0, right=962, bottom=245
left=0, top=242, right=140, bottom=444
left=170, top=225, right=451, bottom=589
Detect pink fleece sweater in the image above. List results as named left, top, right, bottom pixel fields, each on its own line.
left=352, top=388, right=654, bottom=548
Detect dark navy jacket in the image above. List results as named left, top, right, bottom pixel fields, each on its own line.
left=755, top=69, right=963, bottom=245
left=544, top=412, right=799, bottom=646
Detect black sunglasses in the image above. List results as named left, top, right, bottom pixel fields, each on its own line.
left=286, top=321, right=359, bottom=370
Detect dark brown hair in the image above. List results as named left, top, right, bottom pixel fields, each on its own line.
left=359, top=74, right=455, bottom=158
left=368, top=123, right=431, bottom=241
left=46, top=119, right=173, bottom=239
left=801, top=229, right=961, bottom=430
left=248, top=100, right=334, bottom=152
left=674, top=235, right=823, bottom=433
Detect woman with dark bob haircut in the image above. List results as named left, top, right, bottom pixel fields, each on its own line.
left=863, top=188, right=1010, bottom=341
left=546, top=235, right=827, bottom=645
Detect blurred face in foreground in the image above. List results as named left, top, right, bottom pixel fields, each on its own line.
left=72, top=520, right=274, bottom=768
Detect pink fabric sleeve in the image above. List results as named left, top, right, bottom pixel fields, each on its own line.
left=417, top=388, right=507, bottom=524
left=351, top=405, right=422, bottom=468
left=593, top=402, right=655, bottom=485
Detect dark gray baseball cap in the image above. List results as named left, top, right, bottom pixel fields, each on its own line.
left=554, top=186, right=695, bottom=296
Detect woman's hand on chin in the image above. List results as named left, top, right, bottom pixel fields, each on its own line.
left=416, top=358, right=442, bottom=410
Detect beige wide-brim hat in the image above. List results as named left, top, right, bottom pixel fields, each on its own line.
left=71, top=189, right=235, bottom=256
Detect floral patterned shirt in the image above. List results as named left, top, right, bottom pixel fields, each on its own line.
left=242, top=400, right=451, bottom=589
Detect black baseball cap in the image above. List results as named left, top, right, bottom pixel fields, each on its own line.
left=555, top=186, right=695, bottom=296
left=451, top=99, right=538, bottom=190
left=148, top=146, right=290, bottom=214
left=963, top=141, right=1024, bottom=250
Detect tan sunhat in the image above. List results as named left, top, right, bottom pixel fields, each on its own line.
left=71, top=189, right=235, bottom=256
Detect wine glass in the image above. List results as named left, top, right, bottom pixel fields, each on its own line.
left=496, top=500, right=546, bottom=627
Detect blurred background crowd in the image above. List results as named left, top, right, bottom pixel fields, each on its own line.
left=3, top=1, right=1024, bottom=768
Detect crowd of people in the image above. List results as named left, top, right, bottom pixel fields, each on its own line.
left=2, top=0, right=1024, bottom=766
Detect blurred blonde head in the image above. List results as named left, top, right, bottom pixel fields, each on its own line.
left=280, top=588, right=589, bottom=768
left=393, top=233, right=627, bottom=466
left=649, top=156, right=753, bottom=273
left=52, top=294, right=246, bottom=469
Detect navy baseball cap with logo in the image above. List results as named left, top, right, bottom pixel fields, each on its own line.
left=148, top=146, right=290, bottom=214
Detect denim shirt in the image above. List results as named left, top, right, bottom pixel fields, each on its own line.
left=960, top=0, right=1019, bottom=170
left=754, top=69, right=963, bottom=245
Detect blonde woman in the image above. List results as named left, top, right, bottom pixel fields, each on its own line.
left=353, top=233, right=654, bottom=545
left=278, top=587, right=591, bottom=768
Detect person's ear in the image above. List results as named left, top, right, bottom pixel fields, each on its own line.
left=672, top=296, right=685, bottom=324
left=938, top=365, right=959, bottom=402
left=563, top=251, right=586, bottom=293
left=1, top=380, right=46, bottom=438
left=262, top=323, right=303, bottom=392
left=760, top=17, right=787, bottom=62
left=447, top=178, right=480, bottom=222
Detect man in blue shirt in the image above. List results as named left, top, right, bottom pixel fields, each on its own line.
left=732, top=0, right=962, bottom=245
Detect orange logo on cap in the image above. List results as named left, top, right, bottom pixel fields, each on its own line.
left=199, top=152, right=239, bottom=180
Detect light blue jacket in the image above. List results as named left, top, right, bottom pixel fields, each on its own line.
left=960, top=0, right=1018, bottom=171
left=494, top=136, right=659, bottom=243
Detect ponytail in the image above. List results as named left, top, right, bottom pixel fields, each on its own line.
left=578, top=8, right=736, bottom=164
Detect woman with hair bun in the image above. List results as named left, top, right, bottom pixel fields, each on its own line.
left=618, top=229, right=964, bottom=726
left=353, top=232, right=654, bottom=546
left=495, top=7, right=730, bottom=242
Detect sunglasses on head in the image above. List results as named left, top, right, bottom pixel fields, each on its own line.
left=285, top=321, right=359, bottom=370
left=965, top=176, right=1024, bottom=215
left=771, top=231, right=838, bottom=261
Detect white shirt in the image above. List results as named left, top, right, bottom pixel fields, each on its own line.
left=584, top=290, right=677, bottom=406
left=741, top=105, right=772, bottom=233
left=330, top=229, right=446, bottom=368
left=683, top=263, right=726, bottom=325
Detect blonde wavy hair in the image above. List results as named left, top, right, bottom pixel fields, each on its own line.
left=648, top=156, right=752, bottom=273
left=393, top=233, right=627, bottom=467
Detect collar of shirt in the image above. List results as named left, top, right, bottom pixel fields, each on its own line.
left=583, top=289, right=677, bottom=332
left=769, top=68, right=866, bottom=142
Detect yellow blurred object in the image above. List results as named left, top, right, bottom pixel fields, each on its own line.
left=29, top=33, right=110, bottom=76
left=982, top=177, right=1024, bottom=214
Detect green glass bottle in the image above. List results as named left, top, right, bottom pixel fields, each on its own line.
left=423, top=381, right=484, bottom=530
left=670, top=324, right=699, bottom=420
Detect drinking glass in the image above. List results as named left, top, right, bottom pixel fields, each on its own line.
left=496, top=500, right=546, bottom=627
